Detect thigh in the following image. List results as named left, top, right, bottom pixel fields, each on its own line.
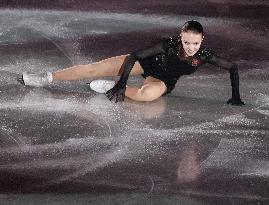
left=143, top=76, right=165, bottom=84
left=93, top=54, right=144, bottom=76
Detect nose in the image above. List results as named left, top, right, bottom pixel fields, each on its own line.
left=188, top=45, right=195, bottom=51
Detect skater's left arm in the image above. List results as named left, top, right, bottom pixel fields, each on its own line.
left=204, top=51, right=245, bottom=106
left=106, top=42, right=166, bottom=102
left=105, top=54, right=137, bottom=102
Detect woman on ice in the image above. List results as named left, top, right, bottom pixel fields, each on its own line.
left=21, top=20, right=245, bottom=105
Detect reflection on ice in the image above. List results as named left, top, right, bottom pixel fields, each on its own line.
left=0, top=4, right=268, bottom=201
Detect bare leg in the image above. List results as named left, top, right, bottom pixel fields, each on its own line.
left=53, top=55, right=144, bottom=81
left=125, top=76, right=167, bottom=102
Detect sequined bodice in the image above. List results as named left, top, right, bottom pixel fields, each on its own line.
left=147, top=36, right=214, bottom=78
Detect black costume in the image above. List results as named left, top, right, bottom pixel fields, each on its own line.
left=106, top=36, right=244, bottom=105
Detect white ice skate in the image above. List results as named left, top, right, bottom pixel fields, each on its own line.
left=22, top=72, right=53, bottom=87
left=89, top=80, right=116, bottom=94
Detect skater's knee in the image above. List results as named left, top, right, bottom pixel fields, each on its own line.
left=139, top=86, right=161, bottom=102
left=139, top=82, right=167, bottom=102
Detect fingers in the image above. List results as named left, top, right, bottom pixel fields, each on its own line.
left=115, top=93, right=125, bottom=102
left=105, top=89, right=125, bottom=103
left=105, top=88, right=115, bottom=101
left=17, top=75, right=25, bottom=85
left=227, top=98, right=233, bottom=104
left=227, top=98, right=245, bottom=106
left=106, top=91, right=114, bottom=101
left=117, top=93, right=125, bottom=102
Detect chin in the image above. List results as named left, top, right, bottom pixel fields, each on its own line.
left=188, top=52, right=197, bottom=56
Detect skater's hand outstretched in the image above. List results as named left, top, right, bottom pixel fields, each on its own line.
left=106, top=83, right=126, bottom=102
left=227, top=97, right=245, bottom=106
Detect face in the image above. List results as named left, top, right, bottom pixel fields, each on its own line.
left=180, top=31, right=204, bottom=57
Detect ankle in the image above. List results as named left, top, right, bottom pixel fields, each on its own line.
left=47, top=72, right=53, bottom=83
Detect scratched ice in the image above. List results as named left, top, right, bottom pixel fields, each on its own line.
left=0, top=5, right=269, bottom=201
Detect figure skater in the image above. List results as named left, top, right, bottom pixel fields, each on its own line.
left=21, top=20, right=245, bottom=105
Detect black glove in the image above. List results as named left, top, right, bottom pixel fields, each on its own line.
left=227, top=97, right=245, bottom=106
left=104, top=41, right=167, bottom=103
left=228, top=64, right=245, bottom=106
left=106, top=83, right=126, bottom=103
left=105, top=53, right=137, bottom=103
left=17, top=75, right=25, bottom=85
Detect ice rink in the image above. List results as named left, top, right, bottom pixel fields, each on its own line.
left=0, top=1, right=269, bottom=204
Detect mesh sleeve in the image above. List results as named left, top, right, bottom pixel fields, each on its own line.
left=205, top=51, right=242, bottom=100
left=117, top=40, right=166, bottom=87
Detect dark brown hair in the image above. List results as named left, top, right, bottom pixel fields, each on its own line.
left=181, top=20, right=204, bottom=35
left=178, top=20, right=204, bottom=59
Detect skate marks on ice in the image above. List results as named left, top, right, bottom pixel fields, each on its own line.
left=0, top=89, right=163, bottom=191
left=0, top=57, right=268, bottom=194
left=132, top=92, right=269, bottom=176
left=0, top=7, right=268, bottom=196
left=0, top=86, right=268, bottom=193
left=1, top=61, right=269, bottom=192
left=0, top=8, right=245, bottom=44
left=0, top=26, right=74, bottom=75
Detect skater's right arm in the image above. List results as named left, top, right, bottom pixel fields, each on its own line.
left=106, top=40, right=166, bottom=102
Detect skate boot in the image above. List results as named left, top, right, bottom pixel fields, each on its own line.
left=88, top=80, right=116, bottom=93
left=21, top=72, right=53, bottom=87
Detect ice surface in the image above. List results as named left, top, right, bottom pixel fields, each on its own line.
left=0, top=4, right=269, bottom=203
left=0, top=9, right=245, bottom=44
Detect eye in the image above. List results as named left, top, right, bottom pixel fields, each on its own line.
left=184, top=41, right=190, bottom=45
left=195, top=43, right=199, bottom=45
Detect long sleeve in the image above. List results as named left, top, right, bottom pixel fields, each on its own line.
left=118, top=42, right=166, bottom=85
left=205, top=53, right=245, bottom=105
left=106, top=41, right=166, bottom=102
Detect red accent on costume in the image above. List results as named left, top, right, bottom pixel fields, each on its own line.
left=192, top=58, right=200, bottom=66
